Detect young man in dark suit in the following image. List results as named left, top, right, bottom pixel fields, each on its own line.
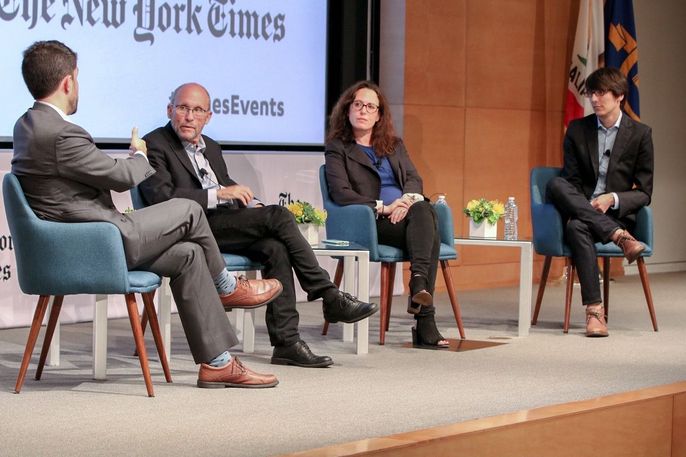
left=546, top=67, right=653, bottom=337
left=140, top=83, right=378, bottom=368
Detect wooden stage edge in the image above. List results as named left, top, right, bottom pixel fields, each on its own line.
left=284, top=381, right=686, bottom=457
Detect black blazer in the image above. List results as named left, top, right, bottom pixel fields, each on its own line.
left=561, top=112, right=653, bottom=221
left=140, top=123, right=241, bottom=210
left=324, top=138, right=424, bottom=212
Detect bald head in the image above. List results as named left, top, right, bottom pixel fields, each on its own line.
left=171, top=83, right=210, bottom=106
left=167, top=82, right=212, bottom=144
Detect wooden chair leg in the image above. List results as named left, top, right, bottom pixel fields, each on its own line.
left=321, top=259, right=344, bottom=336
left=379, top=263, right=392, bottom=345
left=142, top=292, right=172, bottom=383
left=35, top=295, right=64, bottom=380
left=134, top=289, right=155, bottom=356
left=440, top=260, right=466, bottom=339
left=140, top=309, right=149, bottom=334
left=15, top=295, right=51, bottom=394
left=603, top=257, right=610, bottom=321
left=333, top=259, right=343, bottom=288
left=532, top=256, right=552, bottom=325
left=636, top=257, right=658, bottom=331
left=125, top=293, right=154, bottom=397
left=384, top=263, right=396, bottom=333
left=563, top=259, right=575, bottom=333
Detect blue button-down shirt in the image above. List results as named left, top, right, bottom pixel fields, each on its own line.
left=591, top=111, right=622, bottom=208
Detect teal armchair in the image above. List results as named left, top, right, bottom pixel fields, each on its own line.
left=529, top=167, right=657, bottom=332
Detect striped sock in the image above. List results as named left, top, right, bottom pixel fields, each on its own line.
left=208, top=350, right=231, bottom=367
left=214, top=269, right=237, bottom=295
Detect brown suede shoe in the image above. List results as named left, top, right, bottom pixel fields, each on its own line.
left=197, top=356, right=279, bottom=388
left=614, top=230, right=645, bottom=264
left=219, top=276, right=283, bottom=309
left=585, top=304, right=609, bottom=337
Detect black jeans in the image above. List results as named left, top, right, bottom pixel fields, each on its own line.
left=207, top=205, right=335, bottom=347
left=546, top=177, right=630, bottom=305
left=376, top=201, right=440, bottom=314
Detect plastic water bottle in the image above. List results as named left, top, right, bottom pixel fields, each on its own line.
left=435, top=194, right=447, bottom=205
left=504, top=196, right=518, bottom=240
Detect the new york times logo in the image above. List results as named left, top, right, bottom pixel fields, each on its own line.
left=0, top=0, right=286, bottom=46
left=0, top=234, right=13, bottom=283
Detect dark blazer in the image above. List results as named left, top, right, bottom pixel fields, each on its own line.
left=324, top=138, right=423, bottom=211
left=140, top=122, right=241, bottom=210
left=561, top=112, right=653, bottom=221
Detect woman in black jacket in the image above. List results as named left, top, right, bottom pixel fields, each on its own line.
left=325, top=81, right=448, bottom=348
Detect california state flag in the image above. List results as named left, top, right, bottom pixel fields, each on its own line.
left=564, top=0, right=604, bottom=127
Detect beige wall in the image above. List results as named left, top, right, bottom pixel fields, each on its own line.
left=631, top=0, right=686, bottom=274
left=381, top=0, right=686, bottom=290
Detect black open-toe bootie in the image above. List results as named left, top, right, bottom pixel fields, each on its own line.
left=412, top=312, right=449, bottom=349
left=407, top=274, right=433, bottom=314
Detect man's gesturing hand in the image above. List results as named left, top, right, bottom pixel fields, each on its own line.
left=129, top=127, right=147, bottom=156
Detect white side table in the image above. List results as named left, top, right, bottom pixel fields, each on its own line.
left=312, top=242, right=370, bottom=355
left=454, top=237, right=533, bottom=337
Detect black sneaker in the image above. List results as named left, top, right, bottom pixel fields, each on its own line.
left=323, top=291, right=378, bottom=324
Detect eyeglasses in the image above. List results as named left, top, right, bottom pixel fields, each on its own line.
left=174, top=104, right=210, bottom=116
left=584, top=89, right=609, bottom=98
left=351, top=100, right=379, bottom=113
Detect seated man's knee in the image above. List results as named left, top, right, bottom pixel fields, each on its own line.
left=546, top=177, right=568, bottom=199
left=258, top=238, right=289, bottom=259
left=173, top=242, right=205, bottom=271
left=565, top=219, right=590, bottom=241
left=168, top=198, right=203, bottom=215
left=268, top=204, right=297, bottom=225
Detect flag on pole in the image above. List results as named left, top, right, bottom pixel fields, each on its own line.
left=564, top=0, right=604, bottom=128
left=605, top=0, right=640, bottom=120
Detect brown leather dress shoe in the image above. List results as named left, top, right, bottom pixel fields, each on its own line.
left=614, top=230, right=645, bottom=264
left=219, top=275, right=283, bottom=309
left=197, top=356, right=279, bottom=388
left=585, top=304, right=609, bottom=337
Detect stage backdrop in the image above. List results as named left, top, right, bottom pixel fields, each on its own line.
left=0, top=0, right=327, bottom=146
left=0, top=150, right=396, bottom=329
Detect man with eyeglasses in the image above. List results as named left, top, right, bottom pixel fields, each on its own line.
left=546, top=67, right=654, bottom=337
left=140, top=83, right=378, bottom=368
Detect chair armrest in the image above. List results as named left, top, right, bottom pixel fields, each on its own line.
left=433, top=202, right=455, bottom=246
left=15, top=220, right=130, bottom=295
left=531, top=203, right=566, bottom=257
left=634, top=206, right=653, bottom=247
left=324, top=204, right=379, bottom=257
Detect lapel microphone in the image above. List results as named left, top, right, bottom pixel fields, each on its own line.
left=199, top=167, right=220, bottom=188
left=375, top=158, right=382, bottom=170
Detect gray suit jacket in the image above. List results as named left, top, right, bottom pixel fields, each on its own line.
left=11, top=102, right=156, bottom=261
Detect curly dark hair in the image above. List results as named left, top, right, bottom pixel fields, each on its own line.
left=326, top=80, right=399, bottom=156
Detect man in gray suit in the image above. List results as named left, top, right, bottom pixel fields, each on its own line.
left=11, top=40, right=281, bottom=388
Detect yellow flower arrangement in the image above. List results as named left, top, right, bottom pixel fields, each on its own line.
left=463, top=198, right=504, bottom=225
left=287, top=200, right=327, bottom=226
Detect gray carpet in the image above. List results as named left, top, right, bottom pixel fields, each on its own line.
left=1, top=271, right=685, bottom=457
